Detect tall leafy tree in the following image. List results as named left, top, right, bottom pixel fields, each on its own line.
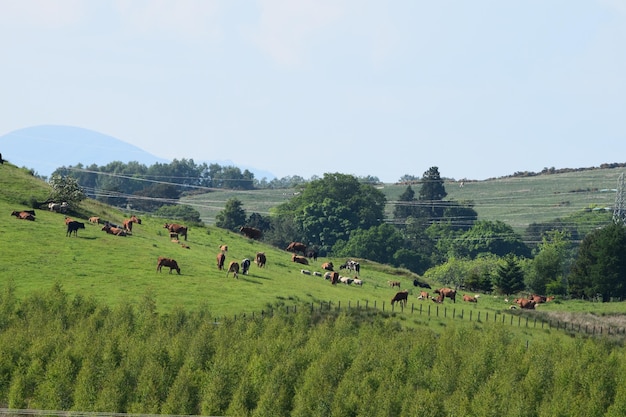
left=393, top=185, right=420, bottom=222
left=215, top=198, right=247, bottom=231
left=418, top=166, right=447, bottom=219
left=526, top=230, right=571, bottom=295
left=455, top=220, right=530, bottom=259
left=334, top=223, right=404, bottom=265
left=48, top=173, right=86, bottom=208
left=569, top=223, right=626, bottom=301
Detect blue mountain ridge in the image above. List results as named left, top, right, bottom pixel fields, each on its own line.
left=0, top=125, right=275, bottom=180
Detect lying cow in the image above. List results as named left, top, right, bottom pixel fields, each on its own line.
left=321, top=262, right=334, bottom=271
left=11, top=210, right=35, bottom=221
left=514, top=298, right=536, bottom=309
left=292, top=254, right=309, bottom=265
left=157, top=257, right=181, bottom=274
left=102, top=224, right=127, bottom=236
left=463, top=294, right=478, bottom=303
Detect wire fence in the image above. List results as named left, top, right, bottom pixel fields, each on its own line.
left=222, top=299, right=626, bottom=338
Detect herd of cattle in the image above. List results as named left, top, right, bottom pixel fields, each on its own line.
left=11, top=207, right=557, bottom=310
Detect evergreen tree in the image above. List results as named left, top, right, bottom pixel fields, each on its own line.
left=493, top=255, right=525, bottom=295
left=215, top=198, right=247, bottom=232
left=418, top=166, right=447, bottom=219
left=393, top=185, right=419, bottom=222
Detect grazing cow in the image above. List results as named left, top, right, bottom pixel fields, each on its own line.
left=434, top=288, right=457, bottom=303
left=89, top=216, right=100, bottom=224
left=514, top=298, right=536, bottom=309
left=418, top=291, right=429, bottom=300
left=321, top=262, right=334, bottom=271
left=227, top=261, right=239, bottom=278
left=292, top=254, right=309, bottom=265
left=255, top=252, right=266, bottom=268
left=388, top=280, right=401, bottom=288
left=156, top=257, right=181, bottom=274
left=463, top=294, right=478, bottom=303
left=164, top=223, right=188, bottom=241
left=217, top=252, right=226, bottom=270
left=219, top=245, right=228, bottom=252
left=240, top=226, right=262, bottom=240
left=101, top=224, right=127, bottom=236
left=66, top=221, right=85, bottom=237
left=11, top=210, right=35, bottom=221
left=241, top=258, right=251, bottom=275
left=391, top=290, right=409, bottom=307
left=286, top=241, right=307, bottom=255
left=329, top=271, right=339, bottom=285
left=340, top=260, right=360, bottom=275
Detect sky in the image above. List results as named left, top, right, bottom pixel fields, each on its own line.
left=1, top=0, right=626, bottom=183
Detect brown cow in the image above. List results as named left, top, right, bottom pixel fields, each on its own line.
left=514, top=298, right=536, bottom=309
left=418, top=291, right=429, bottom=300
left=292, top=254, right=309, bottom=265
left=227, top=261, right=239, bottom=278
left=102, top=224, right=127, bottom=236
left=286, top=241, right=307, bottom=255
left=530, top=294, right=548, bottom=304
left=432, top=293, right=445, bottom=303
left=434, top=288, right=457, bottom=303
left=219, top=244, right=228, bottom=252
left=391, top=290, right=409, bottom=307
left=463, top=294, right=478, bottom=303
left=88, top=216, right=100, bottom=224
left=123, top=215, right=142, bottom=233
left=255, top=252, right=266, bottom=268
left=217, top=252, right=226, bottom=270
left=329, top=271, right=339, bottom=285
left=240, top=226, right=262, bottom=240
left=157, top=257, right=181, bottom=274
left=388, top=280, right=401, bottom=288
left=64, top=216, right=74, bottom=225
left=164, top=223, right=188, bottom=241
left=321, top=262, right=334, bottom=271
left=11, top=210, right=35, bottom=221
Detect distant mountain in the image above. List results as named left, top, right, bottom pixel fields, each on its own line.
left=0, top=125, right=276, bottom=180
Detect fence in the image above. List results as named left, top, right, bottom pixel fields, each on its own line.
left=222, top=300, right=626, bottom=338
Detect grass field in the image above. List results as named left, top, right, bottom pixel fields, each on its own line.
left=3, top=161, right=626, bottom=343
left=182, top=168, right=623, bottom=234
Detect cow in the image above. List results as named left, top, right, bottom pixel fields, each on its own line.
left=388, top=280, right=401, bottom=288
left=313, top=271, right=322, bottom=277
left=434, top=288, right=457, bottom=303
left=217, top=252, right=226, bottom=270
left=292, top=254, right=309, bottom=265
left=123, top=215, right=142, bottom=233
left=89, top=216, right=100, bottom=224
left=514, top=298, right=536, bottom=309
left=324, top=271, right=333, bottom=280
left=321, top=262, right=334, bottom=271
left=530, top=294, right=550, bottom=304
left=418, top=291, right=429, bottom=300
left=463, top=294, right=478, bottom=303
left=301, top=269, right=311, bottom=275
left=414, top=279, right=432, bottom=289
left=227, top=261, right=239, bottom=278
left=329, top=271, right=339, bottom=285
left=306, top=249, right=318, bottom=261
left=255, top=252, right=266, bottom=268
left=64, top=217, right=74, bottom=225
left=48, top=202, right=68, bottom=213
left=391, top=290, right=409, bottom=307
left=66, top=221, right=85, bottom=237
left=101, top=224, right=127, bottom=236
left=164, top=223, right=188, bottom=241
left=240, top=226, right=262, bottom=240
left=353, top=278, right=363, bottom=286
left=219, top=245, right=228, bottom=252
left=241, top=258, right=251, bottom=275
left=11, top=211, right=35, bottom=221
left=432, top=293, right=445, bottom=303
left=286, top=241, right=307, bottom=255
left=339, top=276, right=353, bottom=284
left=340, top=260, right=360, bottom=275
left=156, top=257, right=181, bottom=274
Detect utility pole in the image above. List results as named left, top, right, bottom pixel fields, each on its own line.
left=613, top=173, right=626, bottom=225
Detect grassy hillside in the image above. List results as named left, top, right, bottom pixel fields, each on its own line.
left=183, top=168, right=623, bottom=233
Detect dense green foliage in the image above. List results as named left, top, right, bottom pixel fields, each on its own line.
left=3, top=283, right=626, bottom=416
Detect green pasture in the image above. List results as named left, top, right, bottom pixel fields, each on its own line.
left=4, top=161, right=626, bottom=343
left=183, top=169, right=623, bottom=233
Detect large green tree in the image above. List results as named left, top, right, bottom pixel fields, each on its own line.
left=334, top=223, right=404, bottom=265
left=493, top=255, right=525, bottom=295
left=569, top=223, right=626, bottom=301
left=455, top=220, right=530, bottom=259
left=526, top=230, right=571, bottom=295
left=215, top=198, right=247, bottom=232
left=418, top=166, right=447, bottom=219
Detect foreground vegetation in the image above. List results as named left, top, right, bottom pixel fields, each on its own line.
left=3, top=283, right=626, bottom=417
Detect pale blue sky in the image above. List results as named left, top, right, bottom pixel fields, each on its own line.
left=1, top=0, right=625, bottom=182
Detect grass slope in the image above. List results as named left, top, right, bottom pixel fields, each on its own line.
left=183, top=168, right=623, bottom=233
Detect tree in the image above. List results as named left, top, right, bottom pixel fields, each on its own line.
left=48, top=173, right=86, bottom=208
left=526, top=230, right=571, bottom=295
left=215, top=198, right=247, bottom=231
left=493, top=255, right=525, bottom=295
left=334, top=224, right=404, bottom=265
left=418, top=166, right=447, bottom=219
left=569, top=223, right=626, bottom=301
left=393, top=185, right=420, bottom=222
left=155, top=204, right=202, bottom=223
left=455, top=220, right=530, bottom=259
